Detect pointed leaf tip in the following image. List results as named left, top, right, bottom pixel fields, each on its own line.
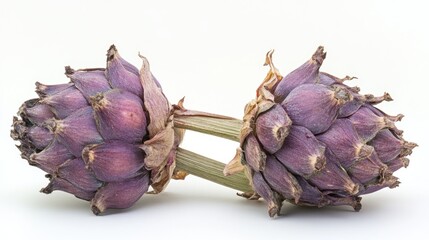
left=107, top=44, right=117, bottom=61
left=312, top=46, right=327, bottom=64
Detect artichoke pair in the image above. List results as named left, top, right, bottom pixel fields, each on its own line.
left=11, top=45, right=416, bottom=216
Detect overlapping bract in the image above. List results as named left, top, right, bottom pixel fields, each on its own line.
left=227, top=47, right=416, bottom=217
left=11, top=45, right=180, bottom=215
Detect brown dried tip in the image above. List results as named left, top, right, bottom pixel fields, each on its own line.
left=312, top=46, right=327, bottom=64
left=106, top=44, right=117, bottom=61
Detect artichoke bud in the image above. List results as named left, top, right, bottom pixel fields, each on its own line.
left=231, top=46, right=416, bottom=217
left=11, top=45, right=181, bottom=214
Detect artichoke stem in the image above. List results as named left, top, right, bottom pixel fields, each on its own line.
left=175, top=148, right=252, bottom=193
left=173, top=113, right=242, bottom=142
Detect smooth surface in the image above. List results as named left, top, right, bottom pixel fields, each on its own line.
left=1, top=1, right=428, bottom=239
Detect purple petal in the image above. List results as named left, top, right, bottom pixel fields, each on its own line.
left=263, top=155, right=302, bottom=203
left=310, top=151, right=359, bottom=196
left=243, top=134, right=266, bottom=171
left=41, top=86, right=88, bottom=119
left=275, top=126, right=326, bottom=177
left=82, top=141, right=145, bottom=182
left=29, top=140, right=74, bottom=173
left=91, top=89, right=146, bottom=143
left=57, top=158, right=103, bottom=191
left=360, top=176, right=400, bottom=195
left=66, top=67, right=111, bottom=100
left=368, top=129, right=402, bottom=163
left=282, top=84, right=349, bottom=134
left=348, top=106, right=388, bottom=142
left=106, top=45, right=143, bottom=97
left=251, top=170, right=282, bottom=217
left=36, top=82, right=74, bottom=97
left=347, top=150, right=390, bottom=185
left=338, top=92, right=365, bottom=118
left=387, top=157, right=409, bottom=173
left=255, top=104, right=292, bottom=154
left=41, top=176, right=95, bottom=201
left=45, top=106, right=103, bottom=157
left=19, top=99, right=55, bottom=126
left=294, top=176, right=328, bottom=207
left=317, top=119, right=369, bottom=168
left=91, top=172, right=150, bottom=215
left=27, top=126, right=53, bottom=149
left=274, top=46, right=326, bottom=102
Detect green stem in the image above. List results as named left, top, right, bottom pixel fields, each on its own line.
left=173, top=112, right=242, bottom=142
left=175, top=148, right=252, bottom=193
left=172, top=109, right=251, bottom=192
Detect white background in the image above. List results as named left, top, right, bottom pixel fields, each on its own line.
left=1, top=0, right=428, bottom=239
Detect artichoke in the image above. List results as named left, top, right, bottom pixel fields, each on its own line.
left=223, top=47, right=417, bottom=217
left=11, top=45, right=180, bottom=215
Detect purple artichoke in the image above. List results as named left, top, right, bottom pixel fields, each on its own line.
left=225, top=47, right=417, bottom=217
left=11, top=45, right=181, bottom=215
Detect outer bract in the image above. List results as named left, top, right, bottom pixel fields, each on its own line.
left=226, top=47, right=416, bottom=217
left=11, top=45, right=182, bottom=215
